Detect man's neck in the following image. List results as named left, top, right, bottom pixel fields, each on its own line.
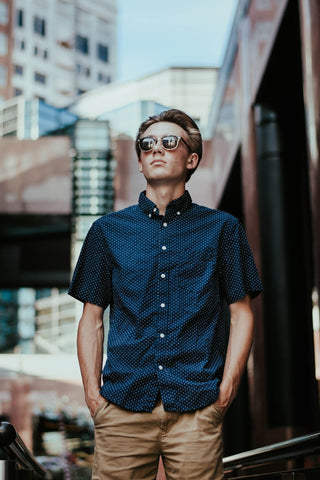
left=145, top=183, right=185, bottom=216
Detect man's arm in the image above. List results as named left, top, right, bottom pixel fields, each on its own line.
left=217, top=294, right=254, bottom=412
left=77, top=302, right=105, bottom=417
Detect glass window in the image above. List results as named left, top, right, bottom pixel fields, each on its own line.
left=76, top=35, right=89, bottom=54
left=16, top=8, right=23, bottom=27
left=34, top=72, right=46, bottom=84
left=0, top=2, right=8, bottom=25
left=16, top=39, right=25, bottom=50
left=98, top=72, right=111, bottom=83
left=97, top=43, right=108, bottom=63
left=0, top=64, right=7, bottom=86
left=33, top=16, right=46, bottom=36
left=14, top=64, right=23, bottom=75
left=0, top=32, right=7, bottom=55
left=14, top=88, right=23, bottom=96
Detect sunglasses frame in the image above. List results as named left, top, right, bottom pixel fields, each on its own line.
left=137, top=135, right=191, bottom=152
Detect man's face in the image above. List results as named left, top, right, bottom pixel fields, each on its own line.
left=137, top=122, right=198, bottom=186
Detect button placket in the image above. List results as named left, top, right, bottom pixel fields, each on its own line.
left=156, top=220, right=170, bottom=375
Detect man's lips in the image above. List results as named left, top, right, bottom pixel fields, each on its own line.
left=151, top=159, right=166, bottom=165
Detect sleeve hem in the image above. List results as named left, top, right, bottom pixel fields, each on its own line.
left=226, top=288, right=263, bottom=305
left=68, top=291, right=108, bottom=309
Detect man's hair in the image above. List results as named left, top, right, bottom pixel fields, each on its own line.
left=135, top=109, right=202, bottom=182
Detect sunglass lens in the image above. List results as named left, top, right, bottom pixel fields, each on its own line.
left=162, top=136, right=178, bottom=149
left=140, top=137, right=155, bottom=151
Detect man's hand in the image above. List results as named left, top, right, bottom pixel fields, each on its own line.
left=216, top=379, right=237, bottom=415
left=87, top=391, right=107, bottom=418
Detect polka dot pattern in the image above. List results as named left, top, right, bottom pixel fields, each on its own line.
left=69, top=191, right=263, bottom=413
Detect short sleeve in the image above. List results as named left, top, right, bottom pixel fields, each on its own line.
left=219, top=219, right=263, bottom=304
left=68, top=221, right=112, bottom=309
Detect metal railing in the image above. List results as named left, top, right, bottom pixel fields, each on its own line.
left=1, top=420, right=319, bottom=479
left=223, top=431, right=320, bottom=479
left=0, top=422, right=50, bottom=479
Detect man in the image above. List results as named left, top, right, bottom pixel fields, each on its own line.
left=69, top=109, right=263, bottom=480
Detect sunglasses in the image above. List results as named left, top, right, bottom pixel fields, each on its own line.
left=137, top=135, right=191, bottom=152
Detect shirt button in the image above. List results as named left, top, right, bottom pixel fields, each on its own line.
left=153, top=207, right=157, bottom=212
left=163, top=222, right=168, bottom=227
left=160, top=333, right=165, bottom=338
left=176, top=211, right=181, bottom=215
left=160, top=303, right=165, bottom=308
left=161, top=246, right=167, bottom=251
left=159, top=365, right=163, bottom=370
left=148, top=213, right=152, bottom=218
left=161, top=273, right=166, bottom=279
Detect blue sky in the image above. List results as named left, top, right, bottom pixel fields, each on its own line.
left=117, top=0, right=238, bottom=82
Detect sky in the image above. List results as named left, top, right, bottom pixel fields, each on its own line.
left=117, top=0, right=239, bottom=82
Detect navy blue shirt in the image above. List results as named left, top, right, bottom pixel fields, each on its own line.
left=69, top=191, right=262, bottom=412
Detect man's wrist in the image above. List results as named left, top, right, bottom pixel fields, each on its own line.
left=85, top=387, right=101, bottom=404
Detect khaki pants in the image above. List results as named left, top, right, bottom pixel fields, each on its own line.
left=92, top=397, right=224, bottom=480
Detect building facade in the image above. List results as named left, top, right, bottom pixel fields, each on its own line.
left=71, top=66, right=218, bottom=133
left=0, top=0, right=13, bottom=101
left=205, top=0, right=320, bottom=453
left=0, top=0, right=117, bottom=107
left=0, top=96, right=78, bottom=138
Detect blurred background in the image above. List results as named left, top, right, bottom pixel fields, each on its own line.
left=0, top=0, right=320, bottom=478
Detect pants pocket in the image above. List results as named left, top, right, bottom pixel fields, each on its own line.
left=211, top=402, right=224, bottom=420
left=94, top=399, right=111, bottom=422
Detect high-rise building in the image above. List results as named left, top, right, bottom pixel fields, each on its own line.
left=0, top=0, right=117, bottom=107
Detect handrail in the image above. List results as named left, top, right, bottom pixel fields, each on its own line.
left=0, top=422, right=50, bottom=479
left=223, top=430, right=320, bottom=474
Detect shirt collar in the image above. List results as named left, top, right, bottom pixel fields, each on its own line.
left=138, top=190, right=192, bottom=220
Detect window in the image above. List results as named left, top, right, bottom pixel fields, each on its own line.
left=0, top=32, right=7, bottom=55
left=98, top=72, right=111, bottom=84
left=97, top=43, right=108, bottom=63
left=34, top=72, right=46, bottom=84
left=76, top=35, right=89, bottom=54
left=16, top=39, right=25, bottom=50
left=14, top=88, right=23, bottom=96
left=76, top=64, right=90, bottom=77
left=0, top=2, right=8, bottom=25
left=33, top=16, right=46, bottom=36
left=16, top=8, right=23, bottom=27
left=0, top=64, right=7, bottom=86
left=34, top=46, right=48, bottom=59
left=14, top=64, right=23, bottom=75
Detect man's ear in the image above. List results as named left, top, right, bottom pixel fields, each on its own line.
left=138, top=159, right=143, bottom=173
left=186, top=153, right=199, bottom=170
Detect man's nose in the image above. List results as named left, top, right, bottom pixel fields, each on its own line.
left=153, top=138, right=163, bottom=152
